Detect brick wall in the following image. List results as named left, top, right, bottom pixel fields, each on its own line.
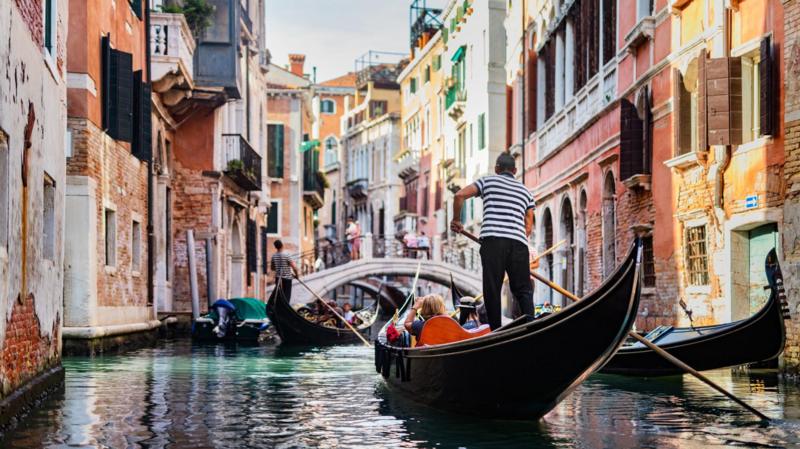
left=15, top=0, right=43, bottom=48
left=67, top=118, right=149, bottom=310
left=782, top=0, right=800, bottom=373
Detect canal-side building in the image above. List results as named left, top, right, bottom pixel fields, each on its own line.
left=0, top=0, right=67, bottom=425
left=169, top=0, right=271, bottom=310
left=781, top=0, right=799, bottom=373
left=341, top=58, right=406, bottom=248
left=439, top=0, right=507, bottom=270
left=396, top=4, right=447, bottom=253
left=264, top=55, right=321, bottom=273
left=316, top=73, right=357, bottom=244
left=63, top=0, right=155, bottom=352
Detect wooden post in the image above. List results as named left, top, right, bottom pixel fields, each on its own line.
left=187, top=230, right=200, bottom=321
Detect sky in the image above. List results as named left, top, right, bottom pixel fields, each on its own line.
left=265, top=0, right=447, bottom=82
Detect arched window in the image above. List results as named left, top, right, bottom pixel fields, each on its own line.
left=324, top=137, right=338, bottom=165
left=321, top=99, right=336, bottom=114
left=542, top=208, right=554, bottom=304
left=602, top=172, right=617, bottom=278
left=577, top=189, right=588, bottom=296
left=559, top=197, right=574, bottom=305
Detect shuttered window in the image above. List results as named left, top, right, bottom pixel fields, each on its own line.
left=267, top=124, right=284, bottom=178
left=432, top=54, right=442, bottom=71
left=706, top=56, right=742, bottom=146
left=602, top=0, right=616, bottom=64
left=261, top=226, right=268, bottom=274
left=246, top=218, right=257, bottom=283
left=619, top=98, right=645, bottom=180
left=102, top=36, right=134, bottom=143
left=478, top=113, right=486, bottom=150
left=129, top=0, right=142, bottom=19
left=266, top=201, right=279, bottom=234
left=132, top=71, right=152, bottom=161
left=410, top=77, right=417, bottom=94
left=759, top=36, right=775, bottom=137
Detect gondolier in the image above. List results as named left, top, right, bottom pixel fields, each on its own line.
left=450, top=152, right=535, bottom=330
left=270, top=240, right=299, bottom=303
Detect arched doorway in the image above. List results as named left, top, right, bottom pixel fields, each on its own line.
left=559, top=197, right=574, bottom=306
left=602, top=172, right=617, bottom=278
left=229, top=219, right=244, bottom=298
left=542, top=208, right=554, bottom=304
left=577, top=190, right=588, bottom=296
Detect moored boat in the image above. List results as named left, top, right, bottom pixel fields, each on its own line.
left=601, top=249, right=789, bottom=376
left=267, top=281, right=379, bottom=346
left=375, top=240, right=643, bottom=419
left=192, top=297, right=270, bottom=342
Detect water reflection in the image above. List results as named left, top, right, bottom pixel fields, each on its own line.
left=3, top=341, right=799, bottom=448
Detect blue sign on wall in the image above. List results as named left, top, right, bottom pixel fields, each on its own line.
left=745, top=195, right=758, bottom=209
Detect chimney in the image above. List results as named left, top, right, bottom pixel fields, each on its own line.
left=288, top=54, right=306, bottom=76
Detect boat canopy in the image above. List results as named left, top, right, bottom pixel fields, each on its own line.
left=208, top=298, right=267, bottom=321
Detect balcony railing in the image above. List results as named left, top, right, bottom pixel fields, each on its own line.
left=222, top=134, right=262, bottom=191
left=347, top=178, right=369, bottom=199
left=150, top=12, right=196, bottom=84
left=303, top=149, right=324, bottom=209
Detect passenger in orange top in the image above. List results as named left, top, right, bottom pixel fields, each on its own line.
left=403, top=294, right=448, bottom=338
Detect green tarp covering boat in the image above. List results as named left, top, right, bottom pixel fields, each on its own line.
left=207, top=298, right=267, bottom=321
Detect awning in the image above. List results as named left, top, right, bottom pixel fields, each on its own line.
left=451, top=45, right=465, bottom=62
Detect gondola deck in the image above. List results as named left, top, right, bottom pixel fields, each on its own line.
left=375, top=240, right=643, bottom=420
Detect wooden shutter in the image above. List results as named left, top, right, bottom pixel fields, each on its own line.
left=707, top=56, right=742, bottom=146
left=759, top=36, right=775, bottom=136
left=588, top=0, right=599, bottom=77
left=545, top=41, right=556, bottom=120
left=246, top=218, right=257, bottom=280
left=602, top=0, right=616, bottom=64
left=103, top=36, right=134, bottom=142
left=261, top=226, right=268, bottom=274
left=673, top=68, right=685, bottom=155
left=642, top=85, right=652, bottom=172
left=526, top=50, right=537, bottom=134
left=619, top=98, right=644, bottom=180
left=130, top=0, right=142, bottom=19
left=132, top=71, right=152, bottom=161
left=573, top=3, right=585, bottom=91
left=697, top=49, right=707, bottom=151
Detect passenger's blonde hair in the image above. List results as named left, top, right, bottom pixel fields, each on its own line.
left=418, top=294, right=446, bottom=319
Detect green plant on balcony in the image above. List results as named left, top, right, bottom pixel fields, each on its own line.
left=317, top=171, right=330, bottom=189
left=226, top=158, right=244, bottom=172
left=160, top=0, right=215, bottom=38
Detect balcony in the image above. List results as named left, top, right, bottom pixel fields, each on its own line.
left=395, top=148, right=420, bottom=179
left=150, top=13, right=196, bottom=94
left=194, top=0, right=243, bottom=99
left=303, top=149, right=325, bottom=209
left=347, top=178, right=369, bottom=200
left=222, top=134, right=262, bottom=191
left=446, top=86, right=467, bottom=121
left=239, top=0, right=253, bottom=33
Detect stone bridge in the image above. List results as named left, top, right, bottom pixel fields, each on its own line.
left=284, top=257, right=483, bottom=305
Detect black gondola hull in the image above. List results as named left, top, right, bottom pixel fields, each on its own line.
left=376, top=241, right=642, bottom=419
left=267, top=283, right=374, bottom=346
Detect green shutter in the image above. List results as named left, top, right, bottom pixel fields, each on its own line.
left=266, top=202, right=279, bottom=234
left=433, top=54, right=441, bottom=71
left=410, top=77, right=417, bottom=93
left=442, top=27, right=449, bottom=43
left=457, top=6, right=464, bottom=22
left=424, top=66, right=430, bottom=83
left=268, top=124, right=284, bottom=178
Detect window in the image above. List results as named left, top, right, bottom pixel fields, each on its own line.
left=43, top=174, right=55, bottom=260
left=432, top=54, right=442, bottom=71
left=260, top=226, right=268, bottom=274
left=478, top=113, right=486, bottom=150
left=642, top=235, right=656, bottom=287
left=44, top=0, right=57, bottom=56
left=602, top=0, right=617, bottom=64
left=424, top=65, right=431, bottom=83
left=741, top=50, right=761, bottom=143
left=267, top=124, right=284, bottom=178
left=102, top=36, right=134, bottom=142
left=324, top=137, right=338, bottom=165
left=410, top=77, right=418, bottom=94
left=131, top=220, right=141, bottom=272
left=165, top=187, right=172, bottom=280
left=369, top=100, right=387, bottom=118
left=674, top=66, right=700, bottom=155
left=685, top=225, right=709, bottom=286
left=636, top=0, right=653, bottom=21
left=0, top=132, right=8, bottom=248
left=321, top=99, right=336, bottom=114
left=128, top=0, right=143, bottom=19
left=105, top=208, right=117, bottom=267
left=266, top=201, right=279, bottom=234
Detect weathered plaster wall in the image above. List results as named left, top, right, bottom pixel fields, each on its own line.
left=0, top=0, right=67, bottom=398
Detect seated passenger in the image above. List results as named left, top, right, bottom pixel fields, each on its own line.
left=403, top=294, right=448, bottom=338
left=457, top=296, right=484, bottom=330
left=342, top=302, right=355, bottom=323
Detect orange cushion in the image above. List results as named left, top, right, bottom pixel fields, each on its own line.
left=417, top=316, right=491, bottom=346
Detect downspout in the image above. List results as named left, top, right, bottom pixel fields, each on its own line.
left=145, top=1, right=156, bottom=317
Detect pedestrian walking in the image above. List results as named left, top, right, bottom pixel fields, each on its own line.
left=450, top=153, right=535, bottom=330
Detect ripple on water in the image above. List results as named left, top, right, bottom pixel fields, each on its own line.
left=1, top=341, right=799, bottom=449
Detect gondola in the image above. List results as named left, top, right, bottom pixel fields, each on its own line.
left=374, top=240, right=642, bottom=420
left=602, top=248, right=789, bottom=376
left=192, top=297, right=270, bottom=342
left=266, top=281, right=379, bottom=346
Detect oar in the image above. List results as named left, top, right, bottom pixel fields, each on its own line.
left=457, top=229, right=770, bottom=423
left=532, top=239, right=566, bottom=265
left=295, top=277, right=372, bottom=348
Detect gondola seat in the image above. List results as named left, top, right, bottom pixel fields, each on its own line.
left=417, top=316, right=491, bottom=347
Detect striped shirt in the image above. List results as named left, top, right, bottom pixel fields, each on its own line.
left=475, top=173, right=535, bottom=245
left=271, top=252, right=293, bottom=280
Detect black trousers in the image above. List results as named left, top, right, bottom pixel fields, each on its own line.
left=480, top=237, right=534, bottom=330
left=274, top=277, right=293, bottom=303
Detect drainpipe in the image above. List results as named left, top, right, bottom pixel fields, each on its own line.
left=145, top=1, right=156, bottom=318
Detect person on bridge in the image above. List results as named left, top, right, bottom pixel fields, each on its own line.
left=270, top=240, right=300, bottom=303
left=450, top=152, right=536, bottom=330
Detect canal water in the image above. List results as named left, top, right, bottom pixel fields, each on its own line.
left=3, top=340, right=800, bottom=449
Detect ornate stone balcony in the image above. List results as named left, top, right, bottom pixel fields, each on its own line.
left=150, top=12, right=196, bottom=95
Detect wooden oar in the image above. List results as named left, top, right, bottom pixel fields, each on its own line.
left=457, top=229, right=770, bottom=423
left=532, top=239, right=566, bottom=264
left=295, top=277, right=372, bottom=348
